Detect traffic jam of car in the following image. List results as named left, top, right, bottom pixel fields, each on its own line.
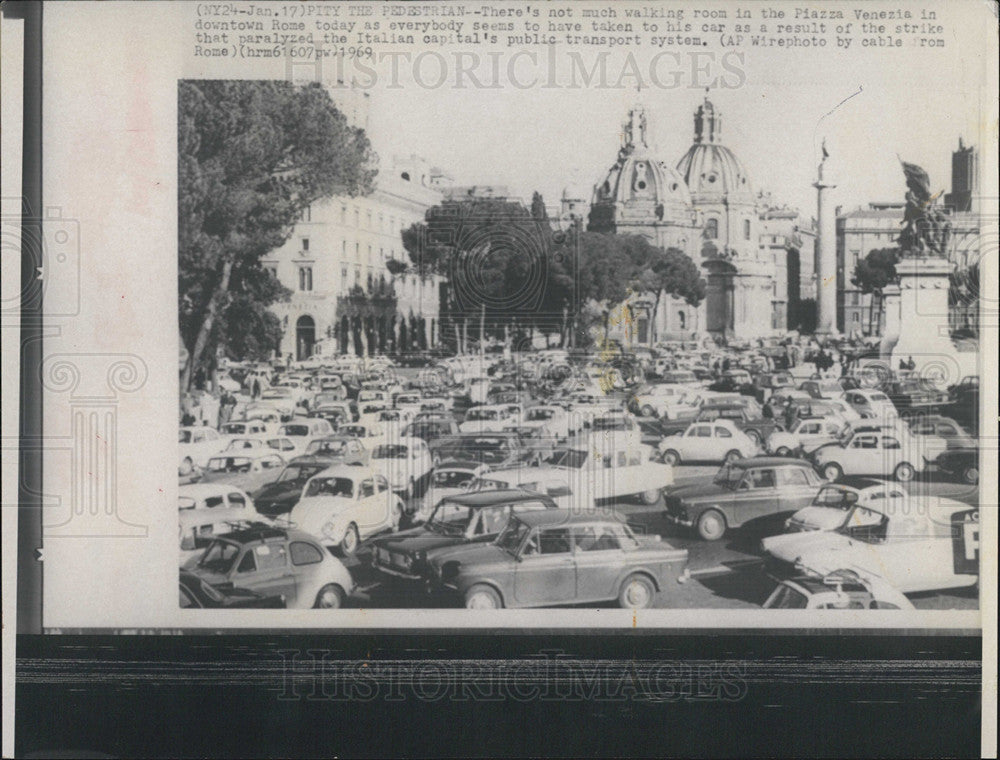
left=178, top=344, right=980, bottom=612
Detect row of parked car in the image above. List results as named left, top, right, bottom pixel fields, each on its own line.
left=178, top=352, right=979, bottom=611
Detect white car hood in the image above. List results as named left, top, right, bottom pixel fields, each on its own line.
left=785, top=506, right=848, bottom=532
left=289, top=496, right=354, bottom=532
left=762, top=531, right=875, bottom=577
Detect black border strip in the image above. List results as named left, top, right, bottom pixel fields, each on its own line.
left=13, top=0, right=43, bottom=635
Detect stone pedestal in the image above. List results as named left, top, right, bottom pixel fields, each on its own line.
left=886, top=256, right=965, bottom=386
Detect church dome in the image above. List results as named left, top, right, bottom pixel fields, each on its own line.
left=593, top=104, right=693, bottom=211
left=676, top=97, right=754, bottom=200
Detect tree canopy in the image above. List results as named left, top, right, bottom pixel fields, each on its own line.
left=178, top=79, right=376, bottom=387
left=400, top=195, right=705, bottom=349
left=851, top=247, right=900, bottom=294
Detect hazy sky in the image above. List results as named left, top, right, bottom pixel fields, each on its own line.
left=352, top=3, right=994, bottom=220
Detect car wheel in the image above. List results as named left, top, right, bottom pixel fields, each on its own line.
left=893, top=462, right=915, bottom=482
left=314, top=584, right=344, bottom=609
left=746, top=429, right=761, bottom=445
left=776, top=446, right=791, bottom=457
left=618, top=574, right=655, bottom=609
left=464, top=584, right=503, bottom=609
left=339, top=523, right=360, bottom=557
left=723, top=449, right=742, bottom=465
left=696, top=509, right=727, bottom=541
left=640, top=488, right=661, bottom=506
left=823, top=463, right=843, bottom=482
left=662, top=449, right=681, bottom=466
left=180, top=457, right=193, bottom=476
left=962, top=466, right=979, bottom=485
left=640, top=405, right=656, bottom=418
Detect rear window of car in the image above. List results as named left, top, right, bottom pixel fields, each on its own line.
left=290, top=541, right=323, bottom=566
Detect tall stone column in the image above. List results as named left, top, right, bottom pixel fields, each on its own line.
left=814, top=145, right=838, bottom=335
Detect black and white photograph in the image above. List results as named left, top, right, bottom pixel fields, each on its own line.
left=175, top=71, right=984, bottom=615
left=3, top=0, right=996, bottom=756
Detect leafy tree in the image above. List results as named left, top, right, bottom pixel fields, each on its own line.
left=178, top=80, right=376, bottom=388
left=625, top=238, right=706, bottom=342
left=851, top=247, right=899, bottom=336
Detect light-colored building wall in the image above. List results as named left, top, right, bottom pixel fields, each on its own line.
left=265, top=154, right=445, bottom=359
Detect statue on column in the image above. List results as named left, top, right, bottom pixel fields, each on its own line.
left=897, top=161, right=951, bottom=258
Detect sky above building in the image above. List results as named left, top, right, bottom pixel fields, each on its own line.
left=352, top=9, right=991, bottom=220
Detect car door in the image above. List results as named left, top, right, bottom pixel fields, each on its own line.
left=571, top=525, right=624, bottom=602
left=233, top=541, right=297, bottom=600
left=841, top=433, right=878, bottom=473
left=513, top=527, right=576, bottom=606
left=775, top=467, right=819, bottom=513
left=683, top=424, right=712, bottom=460
left=732, top=467, right=777, bottom=526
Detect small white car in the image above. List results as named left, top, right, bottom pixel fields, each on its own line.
left=783, top=479, right=910, bottom=532
left=631, top=384, right=696, bottom=419
left=766, top=416, right=846, bottom=457
left=517, top=405, right=574, bottom=440
left=179, top=426, right=227, bottom=476
left=658, top=419, right=759, bottom=466
left=459, top=404, right=517, bottom=433
left=257, top=387, right=298, bottom=419
left=337, top=421, right=387, bottom=449
left=467, top=466, right=593, bottom=510
left=763, top=570, right=915, bottom=610
left=843, top=389, right=898, bottom=421
left=811, top=427, right=939, bottom=482
left=419, top=462, right=489, bottom=519
left=762, top=502, right=979, bottom=594
left=290, top=465, right=406, bottom=556
left=179, top=483, right=256, bottom=513
left=370, top=436, right=434, bottom=498
left=218, top=419, right=276, bottom=441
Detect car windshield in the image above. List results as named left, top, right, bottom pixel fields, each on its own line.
left=340, top=426, right=366, bottom=438
left=812, top=486, right=859, bottom=509
left=466, top=409, right=498, bottom=421
left=427, top=502, right=474, bottom=534
left=869, top=392, right=889, bottom=401
left=397, top=395, right=420, bottom=405
left=221, top=424, right=246, bottom=434
left=304, top=477, right=355, bottom=498
left=373, top=444, right=408, bottom=460
left=278, top=464, right=324, bottom=483
left=315, top=393, right=340, bottom=405
left=527, top=409, right=554, bottom=421
left=441, top=437, right=507, bottom=463
left=307, top=439, right=348, bottom=456
left=197, top=539, right=241, bottom=574
left=433, top=470, right=474, bottom=488
left=765, top=584, right=810, bottom=609
left=495, top=517, right=530, bottom=554
left=280, top=425, right=310, bottom=437
left=544, top=449, right=588, bottom=469
left=713, top=464, right=744, bottom=489
left=469, top=477, right=508, bottom=491
left=207, top=457, right=252, bottom=473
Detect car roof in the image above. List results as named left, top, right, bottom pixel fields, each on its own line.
left=311, top=464, right=377, bottom=479
left=440, top=489, right=555, bottom=508
left=512, top=508, right=625, bottom=528
left=179, top=483, right=248, bottom=498
left=729, top=456, right=814, bottom=469
left=220, top=525, right=318, bottom=545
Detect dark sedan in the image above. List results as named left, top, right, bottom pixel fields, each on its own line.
left=663, top=457, right=824, bottom=541
left=428, top=510, right=688, bottom=609
left=370, top=490, right=558, bottom=581
left=936, top=447, right=979, bottom=485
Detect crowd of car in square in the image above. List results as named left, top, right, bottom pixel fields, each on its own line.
left=178, top=341, right=980, bottom=612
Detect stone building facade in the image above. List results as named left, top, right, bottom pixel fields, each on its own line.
left=586, top=96, right=813, bottom=343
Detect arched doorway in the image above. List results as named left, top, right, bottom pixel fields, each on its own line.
left=296, top=315, right=316, bottom=361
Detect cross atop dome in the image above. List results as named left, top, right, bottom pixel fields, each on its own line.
left=694, top=89, right=722, bottom=144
